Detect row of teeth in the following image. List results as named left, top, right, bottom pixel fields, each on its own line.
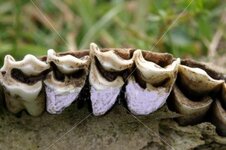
left=0, top=43, right=226, bottom=136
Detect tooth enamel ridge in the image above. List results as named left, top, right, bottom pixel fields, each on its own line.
left=0, top=43, right=225, bottom=137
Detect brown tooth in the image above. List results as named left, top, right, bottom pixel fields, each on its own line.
left=222, top=83, right=226, bottom=107
left=169, top=85, right=213, bottom=125
left=0, top=54, right=50, bottom=116
left=44, top=49, right=90, bottom=114
left=125, top=50, right=180, bottom=115
left=211, top=99, right=226, bottom=136
left=178, top=59, right=224, bottom=96
left=89, top=43, right=134, bottom=116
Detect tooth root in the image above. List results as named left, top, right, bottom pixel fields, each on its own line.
left=212, top=99, right=226, bottom=136
left=0, top=54, right=50, bottom=116
left=90, top=86, right=121, bottom=116
left=44, top=50, right=90, bottom=114
left=89, top=43, right=133, bottom=116
left=126, top=50, right=180, bottom=115
left=126, top=76, right=170, bottom=115
left=169, top=85, right=213, bottom=125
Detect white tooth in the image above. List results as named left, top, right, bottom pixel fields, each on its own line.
left=126, top=50, right=180, bottom=115
left=0, top=54, right=50, bottom=116
left=44, top=49, right=90, bottom=114
left=89, top=43, right=133, bottom=116
left=178, top=65, right=224, bottom=95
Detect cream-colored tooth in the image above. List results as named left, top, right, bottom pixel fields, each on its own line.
left=90, top=43, right=134, bottom=71
left=170, top=85, right=213, bottom=125
left=44, top=49, right=90, bottom=114
left=0, top=54, right=50, bottom=116
left=89, top=43, right=133, bottom=116
left=126, top=51, right=180, bottom=115
left=178, top=65, right=224, bottom=95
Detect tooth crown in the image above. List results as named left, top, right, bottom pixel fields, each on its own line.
left=0, top=43, right=226, bottom=137
left=134, top=49, right=180, bottom=88
left=178, top=65, right=224, bottom=95
left=0, top=54, right=50, bottom=116
left=90, top=43, right=134, bottom=71
left=47, top=49, right=90, bottom=74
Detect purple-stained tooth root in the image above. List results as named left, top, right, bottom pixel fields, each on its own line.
left=126, top=77, right=170, bottom=115
left=90, top=86, right=121, bottom=116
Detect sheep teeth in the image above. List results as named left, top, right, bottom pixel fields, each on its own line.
left=44, top=49, right=90, bottom=114
left=89, top=43, right=134, bottom=116
left=125, top=50, right=180, bottom=115
left=0, top=43, right=226, bottom=137
left=0, top=54, right=50, bottom=116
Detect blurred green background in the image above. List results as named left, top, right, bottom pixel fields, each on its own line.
left=0, top=0, right=225, bottom=65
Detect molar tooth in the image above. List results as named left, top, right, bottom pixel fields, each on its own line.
left=89, top=43, right=134, bottom=116
left=125, top=50, right=180, bottom=115
left=169, top=85, right=213, bottom=125
left=44, top=49, right=90, bottom=114
left=178, top=59, right=224, bottom=96
left=0, top=54, right=50, bottom=116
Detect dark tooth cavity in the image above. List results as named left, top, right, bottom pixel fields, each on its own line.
left=11, top=68, right=50, bottom=84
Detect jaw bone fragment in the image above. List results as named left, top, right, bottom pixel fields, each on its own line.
left=44, top=49, right=90, bottom=114
left=0, top=54, right=50, bottom=116
left=89, top=43, right=134, bottom=116
left=125, top=50, right=180, bottom=115
left=169, top=85, right=213, bottom=125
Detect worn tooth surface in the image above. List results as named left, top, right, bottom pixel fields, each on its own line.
left=89, top=43, right=134, bottom=116
left=178, top=59, right=224, bottom=96
left=0, top=54, right=50, bottom=116
left=169, top=85, right=213, bottom=125
left=126, top=49, right=180, bottom=115
left=44, top=49, right=90, bottom=114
